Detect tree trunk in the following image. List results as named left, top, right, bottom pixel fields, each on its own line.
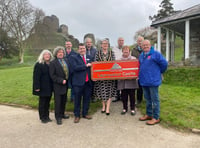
left=19, top=48, right=24, bottom=64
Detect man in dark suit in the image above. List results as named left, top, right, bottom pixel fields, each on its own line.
left=49, top=46, right=70, bottom=125
left=85, top=37, right=97, bottom=102
left=131, top=36, right=144, bottom=105
left=70, top=43, right=93, bottom=123
left=65, top=41, right=77, bottom=102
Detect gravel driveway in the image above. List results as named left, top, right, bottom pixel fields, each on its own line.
left=0, top=103, right=199, bottom=148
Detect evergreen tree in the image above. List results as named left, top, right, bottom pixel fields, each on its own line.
left=150, top=0, right=175, bottom=21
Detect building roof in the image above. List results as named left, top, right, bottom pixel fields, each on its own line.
left=151, top=4, right=200, bottom=27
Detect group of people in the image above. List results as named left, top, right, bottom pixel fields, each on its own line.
left=33, top=36, right=168, bottom=126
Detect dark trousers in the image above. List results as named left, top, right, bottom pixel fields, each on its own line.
left=137, top=84, right=143, bottom=104
left=54, top=92, right=67, bottom=120
left=39, top=96, right=51, bottom=120
left=90, top=81, right=95, bottom=100
left=121, top=89, right=135, bottom=111
left=73, top=82, right=91, bottom=117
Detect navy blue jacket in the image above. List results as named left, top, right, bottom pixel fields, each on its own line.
left=65, top=49, right=78, bottom=87
left=70, top=54, right=93, bottom=87
left=65, top=49, right=77, bottom=59
left=139, top=46, right=168, bottom=87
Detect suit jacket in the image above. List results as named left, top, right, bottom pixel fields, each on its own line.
left=70, top=54, right=93, bottom=87
left=65, top=49, right=77, bottom=59
left=131, top=45, right=143, bottom=59
left=86, top=46, right=97, bottom=61
left=32, top=62, right=53, bottom=96
left=49, top=58, right=71, bottom=95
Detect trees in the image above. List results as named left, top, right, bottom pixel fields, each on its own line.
left=149, top=0, right=175, bottom=21
left=0, top=27, right=17, bottom=61
left=0, top=0, right=44, bottom=63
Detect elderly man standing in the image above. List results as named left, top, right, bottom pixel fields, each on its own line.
left=85, top=37, right=97, bottom=102
left=139, top=40, right=168, bottom=125
left=131, top=36, right=144, bottom=105
left=112, top=37, right=124, bottom=102
left=85, top=37, right=97, bottom=61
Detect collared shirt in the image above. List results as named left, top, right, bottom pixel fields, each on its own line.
left=112, top=46, right=122, bottom=60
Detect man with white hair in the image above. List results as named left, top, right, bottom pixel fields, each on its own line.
left=131, top=36, right=144, bottom=105
left=85, top=37, right=97, bottom=61
left=85, top=37, right=97, bottom=102
left=112, top=37, right=124, bottom=102
left=139, top=40, right=168, bottom=125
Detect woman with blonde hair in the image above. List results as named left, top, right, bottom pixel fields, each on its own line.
left=33, top=49, right=53, bottom=123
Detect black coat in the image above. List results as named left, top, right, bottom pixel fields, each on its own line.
left=49, top=58, right=71, bottom=95
left=32, top=62, right=53, bottom=96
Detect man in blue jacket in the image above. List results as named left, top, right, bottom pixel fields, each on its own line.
left=70, top=43, right=93, bottom=123
left=139, top=40, right=168, bottom=125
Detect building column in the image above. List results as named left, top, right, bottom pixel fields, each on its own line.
left=157, top=26, right=161, bottom=52
left=185, top=20, right=190, bottom=59
left=171, top=31, right=175, bottom=62
left=166, top=29, right=170, bottom=61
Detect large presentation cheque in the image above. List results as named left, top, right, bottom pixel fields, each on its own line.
left=91, top=60, right=139, bottom=80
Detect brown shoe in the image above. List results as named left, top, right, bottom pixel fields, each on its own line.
left=146, top=118, right=160, bottom=125
left=139, top=115, right=152, bottom=121
left=83, top=115, right=92, bottom=120
left=74, top=117, right=80, bottom=123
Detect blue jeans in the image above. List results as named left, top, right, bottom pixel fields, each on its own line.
left=142, top=86, right=160, bottom=119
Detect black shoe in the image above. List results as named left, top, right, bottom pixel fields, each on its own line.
left=56, top=119, right=62, bottom=125
left=106, top=112, right=110, bottom=116
left=101, top=110, right=105, bottom=113
left=121, top=110, right=127, bottom=115
left=62, top=114, right=70, bottom=119
left=41, top=119, right=48, bottom=124
left=131, top=110, right=136, bottom=116
left=46, top=117, right=52, bottom=122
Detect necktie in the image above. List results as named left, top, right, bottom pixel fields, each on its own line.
left=82, top=56, right=89, bottom=82
left=61, top=59, right=68, bottom=80
left=88, top=50, right=90, bottom=55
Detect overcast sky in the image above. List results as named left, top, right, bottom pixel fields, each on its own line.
left=29, top=0, right=199, bottom=46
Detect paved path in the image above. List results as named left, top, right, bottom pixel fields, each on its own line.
left=0, top=103, right=199, bottom=148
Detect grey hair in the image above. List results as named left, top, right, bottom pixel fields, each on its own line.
left=37, top=49, right=53, bottom=64
left=101, top=38, right=109, bottom=44
left=84, top=37, right=92, bottom=43
left=53, top=46, right=66, bottom=58
left=137, top=36, right=144, bottom=41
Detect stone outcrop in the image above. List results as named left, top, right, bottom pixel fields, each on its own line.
left=43, top=15, right=59, bottom=32
left=29, top=14, right=79, bottom=50
left=58, top=24, right=69, bottom=35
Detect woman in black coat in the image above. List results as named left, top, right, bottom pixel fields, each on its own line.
left=33, top=49, right=53, bottom=123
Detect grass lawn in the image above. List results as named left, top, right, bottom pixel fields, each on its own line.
left=139, top=67, right=200, bottom=130
left=0, top=60, right=200, bottom=131
left=0, top=66, right=101, bottom=115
